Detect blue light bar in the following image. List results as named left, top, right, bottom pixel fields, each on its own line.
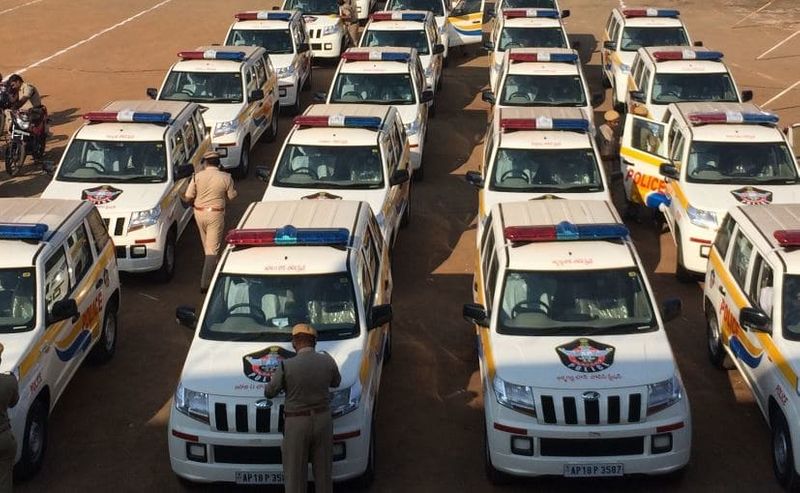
left=342, top=50, right=411, bottom=62
left=0, top=223, right=49, bottom=240
left=178, top=50, right=247, bottom=61
left=293, top=115, right=383, bottom=129
left=132, top=112, right=172, bottom=124
left=500, top=117, right=590, bottom=132
left=556, top=221, right=629, bottom=241
left=274, top=226, right=350, bottom=245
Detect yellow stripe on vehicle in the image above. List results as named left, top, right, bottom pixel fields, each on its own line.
left=473, top=257, right=496, bottom=379
left=620, top=146, right=663, bottom=166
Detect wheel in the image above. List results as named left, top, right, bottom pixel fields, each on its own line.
left=14, top=399, right=47, bottom=479
left=88, top=303, right=118, bottom=365
left=484, top=421, right=511, bottom=485
left=352, top=420, right=376, bottom=488
left=5, top=140, right=25, bottom=177
left=32, top=136, right=45, bottom=159
left=155, top=230, right=176, bottom=283
left=234, top=138, right=250, bottom=178
left=287, top=93, right=301, bottom=116
left=263, top=105, right=279, bottom=143
left=706, top=307, right=727, bottom=369
left=675, top=230, right=695, bottom=283
left=772, top=409, right=800, bottom=490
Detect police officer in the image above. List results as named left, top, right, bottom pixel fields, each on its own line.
left=182, top=151, right=237, bottom=292
left=265, top=324, right=341, bottom=493
left=597, top=109, right=621, bottom=178
left=338, top=0, right=359, bottom=47
left=0, top=344, right=18, bottom=492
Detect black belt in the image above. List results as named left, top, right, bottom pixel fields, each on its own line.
left=284, top=406, right=329, bottom=418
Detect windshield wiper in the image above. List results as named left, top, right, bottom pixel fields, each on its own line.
left=120, top=176, right=165, bottom=183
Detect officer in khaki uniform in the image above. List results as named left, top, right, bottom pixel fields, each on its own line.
left=183, top=151, right=237, bottom=291
left=338, top=0, right=359, bottom=47
left=0, top=344, right=19, bottom=492
left=265, top=324, right=342, bottom=493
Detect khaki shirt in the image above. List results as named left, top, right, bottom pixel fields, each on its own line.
left=19, top=83, right=42, bottom=109
left=339, top=2, right=356, bottom=23
left=184, top=166, right=237, bottom=210
left=597, top=123, right=619, bottom=159
left=264, top=347, right=342, bottom=412
left=0, top=373, right=19, bottom=433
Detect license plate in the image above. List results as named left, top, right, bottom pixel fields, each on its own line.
left=235, top=471, right=284, bottom=484
left=563, top=463, right=623, bottom=477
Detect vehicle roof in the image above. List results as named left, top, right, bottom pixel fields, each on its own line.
left=613, top=8, right=685, bottom=27
left=171, top=45, right=263, bottom=72
left=493, top=107, right=593, bottom=149
left=735, top=205, right=800, bottom=273
left=339, top=47, right=417, bottom=74
left=506, top=54, right=580, bottom=76
left=640, top=46, right=727, bottom=74
left=289, top=104, right=391, bottom=146
left=229, top=10, right=302, bottom=30
left=77, top=100, right=193, bottom=141
left=671, top=102, right=783, bottom=141
left=502, top=17, right=564, bottom=28
left=366, top=10, right=433, bottom=30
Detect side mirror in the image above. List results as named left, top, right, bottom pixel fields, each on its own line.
left=603, top=41, right=616, bottom=51
left=465, top=170, right=484, bottom=188
left=297, top=43, right=310, bottom=53
left=740, top=307, right=770, bottom=333
left=249, top=89, right=265, bottom=102
left=256, top=166, right=272, bottom=182
left=741, top=90, right=754, bottom=102
left=313, top=91, right=327, bottom=102
left=660, top=298, right=682, bottom=322
left=481, top=90, right=495, bottom=105
left=659, top=162, right=679, bottom=180
left=48, top=299, right=79, bottom=325
left=389, top=169, right=410, bottom=186
left=463, top=303, right=489, bottom=327
left=629, top=90, right=646, bottom=103
left=176, top=305, right=197, bottom=329
left=146, top=88, right=158, bottom=99
left=420, top=90, right=434, bottom=103
left=483, top=41, right=495, bottom=51
left=591, top=92, right=604, bottom=106
left=272, top=5, right=280, bottom=9
left=560, top=9, right=570, bottom=18
left=433, top=44, right=445, bottom=55
left=693, top=40, right=704, bottom=47
left=370, top=304, right=393, bottom=329
left=175, top=163, right=194, bottom=180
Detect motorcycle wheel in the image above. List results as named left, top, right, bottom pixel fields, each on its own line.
left=5, top=140, right=25, bottom=177
left=32, top=136, right=45, bottom=160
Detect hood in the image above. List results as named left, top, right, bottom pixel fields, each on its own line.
left=491, top=331, right=676, bottom=390
left=262, top=187, right=387, bottom=222
left=0, top=332, right=38, bottom=374
left=270, top=53, right=296, bottom=71
left=42, top=180, right=170, bottom=213
left=682, top=181, right=800, bottom=215
left=395, top=105, right=418, bottom=125
left=180, top=337, right=363, bottom=397
left=618, top=51, right=636, bottom=67
left=196, top=103, right=244, bottom=128
left=485, top=191, right=611, bottom=214
left=304, top=14, right=338, bottom=27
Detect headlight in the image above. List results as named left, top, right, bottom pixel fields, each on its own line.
left=174, top=382, right=210, bottom=423
left=322, top=24, right=340, bottom=36
left=424, top=65, right=433, bottom=77
left=493, top=375, right=536, bottom=417
left=330, top=383, right=361, bottom=418
left=620, top=63, right=631, bottom=73
left=647, top=374, right=683, bottom=415
left=687, top=205, right=718, bottom=229
left=404, top=120, right=421, bottom=136
left=213, top=119, right=239, bottom=138
left=277, top=65, right=296, bottom=77
left=128, top=205, right=161, bottom=232
left=438, top=25, right=446, bottom=35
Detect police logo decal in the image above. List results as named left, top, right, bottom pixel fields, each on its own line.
left=302, top=191, right=342, bottom=200
left=731, top=186, right=773, bottom=205
left=242, top=346, right=296, bottom=383
left=82, top=185, right=123, bottom=205
left=556, top=338, right=616, bottom=373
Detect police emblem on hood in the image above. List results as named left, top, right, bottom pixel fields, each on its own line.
left=302, top=191, right=342, bottom=200
left=81, top=185, right=123, bottom=205
left=243, top=346, right=296, bottom=383
left=556, top=338, right=615, bottom=373
left=731, top=186, right=773, bottom=205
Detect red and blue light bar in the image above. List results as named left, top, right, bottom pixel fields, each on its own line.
left=622, top=8, right=680, bottom=18
left=503, top=8, right=560, bottom=18
left=370, top=12, right=426, bottom=21
left=293, top=114, right=383, bottom=129
left=508, top=52, right=578, bottom=63
left=500, top=117, right=589, bottom=132
left=83, top=111, right=172, bottom=124
left=653, top=50, right=723, bottom=62
left=226, top=226, right=350, bottom=246
left=773, top=230, right=800, bottom=247
left=342, top=50, right=410, bottom=62
left=0, top=223, right=49, bottom=241
left=687, top=111, right=779, bottom=126
left=235, top=11, right=292, bottom=21
left=178, top=50, right=246, bottom=61
left=504, top=221, right=629, bottom=243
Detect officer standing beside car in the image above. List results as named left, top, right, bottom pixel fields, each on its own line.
left=264, top=324, right=341, bottom=493
left=182, top=151, right=237, bottom=292
left=0, top=344, right=19, bottom=492
left=338, top=0, right=359, bottom=47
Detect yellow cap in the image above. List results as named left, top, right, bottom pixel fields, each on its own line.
left=632, top=105, right=649, bottom=116
left=291, top=323, right=318, bottom=338
left=604, top=110, right=620, bottom=122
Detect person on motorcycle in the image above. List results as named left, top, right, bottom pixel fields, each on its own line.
left=7, top=75, right=44, bottom=127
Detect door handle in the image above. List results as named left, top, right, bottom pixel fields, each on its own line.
left=471, top=20, right=480, bottom=23
left=718, top=285, right=726, bottom=297
left=40, top=343, right=51, bottom=354
left=96, top=270, right=106, bottom=290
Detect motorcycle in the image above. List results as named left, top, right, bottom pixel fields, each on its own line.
left=4, top=106, right=48, bottom=177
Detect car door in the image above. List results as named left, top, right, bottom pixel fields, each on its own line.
left=662, top=125, right=687, bottom=235
left=789, top=123, right=800, bottom=159
left=620, top=114, right=668, bottom=206
left=40, top=245, right=71, bottom=404
left=448, top=0, right=485, bottom=46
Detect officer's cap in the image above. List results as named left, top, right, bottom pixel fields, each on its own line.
left=604, top=110, right=620, bottom=122
left=202, top=151, right=221, bottom=165
left=632, top=105, right=649, bottom=116
left=291, top=323, right=318, bottom=338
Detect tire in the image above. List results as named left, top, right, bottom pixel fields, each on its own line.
left=675, top=230, right=695, bottom=283
left=287, top=94, right=301, bottom=116
left=5, top=139, right=24, bottom=177
left=706, top=307, right=726, bottom=369
left=484, top=421, right=511, bottom=485
left=15, top=399, right=48, bottom=479
left=234, top=138, right=250, bottom=179
left=32, top=135, right=46, bottom=160
left=772, top=409, right=800, bottom=490
left=155, top=230, right=177, bottom=283
left=263, top=106, right=279, bottom=143
left=88, top=303, right=118, bottom=365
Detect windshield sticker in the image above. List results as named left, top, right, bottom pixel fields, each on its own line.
left=552, top=258, right=594, bottom=267
left=731, top=186, right=773, bottom=205
left=556, top=338, right=615, bottom=373
left=82, top=185, right=123, bottom=205
left=302, top=191, right=342, bottom=200
left=243, top=346, right=296, bottom=383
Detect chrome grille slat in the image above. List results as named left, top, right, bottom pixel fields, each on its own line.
left=538, top=390, right=644, bottom=425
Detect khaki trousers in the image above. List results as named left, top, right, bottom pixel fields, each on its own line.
left=194, top=210, right=224, bottom=289
left=282, top=412, right=333, bottom=493
left=0, top=430, right=15, bottom=493
left=346, top=22, right=359, bottom=47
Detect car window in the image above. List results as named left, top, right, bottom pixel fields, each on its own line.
left=254, top=58, right=267, bottom=86
left=86, top=209, right=111, bottom=255
left=749, top=255, right=774, bottom=317
left=729, top=231, right=754, bottom=288
left=44, top=246, right=71, bottom=314
left=714, top=214, right=736, bottom=260
left=182, top=119, right=199, bottom=158
left=66, top=223, right=95, bottom=287
left=629, top=117, right=666, bottom=157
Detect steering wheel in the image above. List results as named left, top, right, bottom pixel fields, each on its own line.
left=85, top=160, right=106, bottom=172
left=342, top=90, right=364, bottom=101
left=500, top=169, right=529, bottom=182
left=291, top=166, right=319, bottom=179
left=227, top=303, right=267, bottom=323
left=512, top=300, right=550, bottom=318
left=507, top=91, right=530, bottom=101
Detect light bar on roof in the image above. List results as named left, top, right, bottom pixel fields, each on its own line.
left=370, top=12, right=426, bottom=21
left=342, top=50, right=410, bottom=62
left=226, top=226, right=350, bottom=246
left=293, top=114, right=383, bottom=129
left=503, top=8, right=560, bottom=18
left=653, top=50, right=723, bottom=62
left=622, top=8, right=679, bottom=18
left=178, top=50, right=246, bottom=61
left=504, top=221, right=629, bottom=243
left=687, top=111, right=779, bottom=126
left=83, top=111, right=172, bottom=124
left=500, top=116, right=589, bottom=132
left=773, top=230, right=800, bottom=247
left=235, top=11, right=291, bottom=21
left=0, top=223, right=48, bottom=241
left=508, top=52, right=578, bottom=63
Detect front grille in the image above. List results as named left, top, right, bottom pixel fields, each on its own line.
left=539, top=391, right=644, bottom=425
left=540, top=437, right=645, bottom=457
left=213, top=400, right=283, bottom=434
left=113, top=217, right=125, bottom=236
left=214, top=445, right=282, bottom=464
left=311, top=43, right=322, bottom=50
left=309, top=29, right=321, bottom=39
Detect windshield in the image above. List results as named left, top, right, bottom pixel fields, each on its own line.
left=160, top=71, right=243, bottom=104
left=273, top=144, right=384, bottom=188
left=490, top=147, right=602, bottom=192
left=362, top=29, right=430, bottom=55
left=284, top=0, right=338, bottom=15
left=498, top=27, right=567, bottom=51
left=620, top=27, right=689, bottom=52
left=498, top=268, right=656, bottom=336
left=502, top=0, right=557, bottom=7
left=686, top=141, right=798, bottom=185
left=330, top=73, right=416, bottom=104
left=227, top=29, right=294, bottom=54
left=387, top=0, right=444, bottom=16
left=201, top=273, right=358, bottom=342
left=500, top=74, right=586, bottom=106
left=0, top=268, right=36, bottom=333
left=57, top=139, right=167, bottom=183
left=651, top=73, right=738, bottom=104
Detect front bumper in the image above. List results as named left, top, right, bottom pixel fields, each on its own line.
left=212, top=140, right=243, bottom=170
left=408, top=133, right=422, bottom=170
left=309, top=34, right=343, bottom=58
left=278, top=77, right=300, bottom=106
left=110, top=222, right=171, bottom=273
left=675, top=217, right=716, bottom=275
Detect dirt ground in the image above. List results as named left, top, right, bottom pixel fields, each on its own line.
left=0, top=0, right=799, bottom=491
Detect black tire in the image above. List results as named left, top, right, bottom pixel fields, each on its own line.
left=5, top=140, right=24, bottom=177
left=32, top=135, right=46, bottom=160
left=15, top=398, right=47, bottom=479
left=772, top=409, right=800, bottom=490
left=88, top=302, right=118, bottom=365
left=706, top=307, right=726, bottom=369
left=263, top=105, right=279, bottom=143
left=484, top=421, right=511, bottom=485
left=234, top=138, right=250, bottom=179
left=286, top=94, right=301, bottom=116
left=155, top=230, right=177, bottom=283
left=675, top=230, right=695, bottom=283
